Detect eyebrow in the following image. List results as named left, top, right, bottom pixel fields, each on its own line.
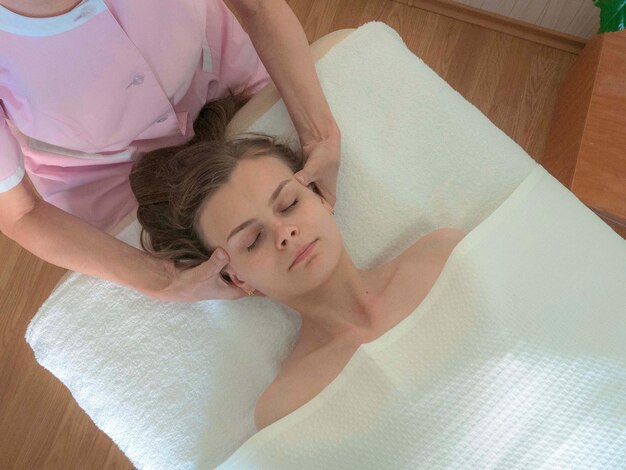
left=226, top=179, right=292, bottom=242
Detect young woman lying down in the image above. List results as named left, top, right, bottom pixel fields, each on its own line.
left=129, top=87, right=465, bottom=432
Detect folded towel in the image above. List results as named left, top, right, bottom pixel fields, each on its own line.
left=26, top=22, right=544, bottom=468
left=219, top=166, right=626, bottom=469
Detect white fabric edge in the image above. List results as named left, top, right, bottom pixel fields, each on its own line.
left=0, top=165, right=25, bottom=192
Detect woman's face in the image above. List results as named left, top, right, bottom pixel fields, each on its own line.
left=197, top=155, right=343, bottom=301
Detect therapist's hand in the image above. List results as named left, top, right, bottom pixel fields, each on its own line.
left=294, top=130, right=341, bottom=207
left=154, top=249, right=247, bottom=302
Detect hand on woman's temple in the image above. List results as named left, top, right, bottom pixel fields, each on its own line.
left=153, top=249, right=247, bottom=302
left=294, top=131, right=341, bottom=207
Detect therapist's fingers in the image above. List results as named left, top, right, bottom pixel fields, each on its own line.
left=205, top=249, right=246, bottom=300
left=295, top=166, right=338, bottom=208
left=157, top=249, right=246, bottom=302
left=315, top=174, right=338, bottom=209
left=295, top=142, right=340, bottom=207
left=207, top=248, right=229, bottom=275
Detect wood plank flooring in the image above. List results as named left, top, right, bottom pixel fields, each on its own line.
left=0, top=1, right=578, bottom=468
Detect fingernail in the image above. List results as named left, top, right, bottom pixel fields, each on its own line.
left=216, top=249, right=227, bottom=261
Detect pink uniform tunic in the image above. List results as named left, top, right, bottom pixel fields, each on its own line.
left=0, top=0, right=270, bottom=231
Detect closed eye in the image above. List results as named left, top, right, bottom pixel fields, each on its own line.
left=281, top=199, right=298, bottom=213
left=247, top=199, right=298, bottom=252
left=247, top=232, right=261, bottom=252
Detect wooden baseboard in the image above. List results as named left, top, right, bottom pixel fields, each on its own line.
left=401, top=0, right=588, bottom=54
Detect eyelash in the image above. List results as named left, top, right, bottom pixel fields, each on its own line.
left=247, top=199, right=299, bottom=252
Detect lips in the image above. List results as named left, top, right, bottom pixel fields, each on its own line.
left=289, top=239, right=318, bottom=270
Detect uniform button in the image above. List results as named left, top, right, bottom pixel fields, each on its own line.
left=126, top=74, right=145, bottom=89
left=131, top=74, right=145, bottom=85
left=156, top=115, right=168, bottom=123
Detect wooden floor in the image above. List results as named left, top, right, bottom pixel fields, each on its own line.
left=0, top=1, right=578, bottom=468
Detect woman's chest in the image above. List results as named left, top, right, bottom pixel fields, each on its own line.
left=0, top=0, right=205, bottom=151
left=268, top=250, right=451, bottom=424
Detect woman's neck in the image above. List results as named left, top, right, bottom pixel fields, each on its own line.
left=0, top=0, right=83, bottom=18
left=284, top=250, right=391, bottom=345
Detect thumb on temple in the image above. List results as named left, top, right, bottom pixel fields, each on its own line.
left=294, top=169, right=311, bottom=186
left=207, top=248, right=229, bottom=273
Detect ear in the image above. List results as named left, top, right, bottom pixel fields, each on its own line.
left=223, top=269, right=254, bottom=294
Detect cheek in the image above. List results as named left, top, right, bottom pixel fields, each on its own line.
left=232, top=252, right=275, bottom=284
left=249, top=254, right=294, bottom=294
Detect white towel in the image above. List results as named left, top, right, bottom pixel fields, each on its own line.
left=26, top=22, right=547, bottom=468
left=219, top=166, right=626, bottom=469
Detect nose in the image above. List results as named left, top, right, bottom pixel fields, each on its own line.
left=276, top=223, right=299, bottom=249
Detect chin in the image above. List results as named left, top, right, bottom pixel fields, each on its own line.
left=298, top=247, right=341, bottom=291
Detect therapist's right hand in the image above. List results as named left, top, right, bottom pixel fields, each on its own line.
left=153, top=248, right=246, bottom=302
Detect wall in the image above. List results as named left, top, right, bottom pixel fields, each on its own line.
left=452, top=0, right=599, bottom=39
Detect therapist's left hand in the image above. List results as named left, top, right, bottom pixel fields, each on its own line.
left=294, top=130, right=341, bottom=208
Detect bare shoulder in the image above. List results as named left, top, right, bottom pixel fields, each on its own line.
left=254, top=359, right=311, bottom=431
left=402, top=227, right=466, bottom=262
left=425, top=227, right=466, bottom=250
left=379, top=227, right=466, bottom=311
left=254, top=383, right=280, bottom=432
left=254, top=343, right=350, bottom=432
left=254, top=365, right=312, bottom=432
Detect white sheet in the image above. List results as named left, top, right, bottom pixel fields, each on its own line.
left=25, top=22, right=555, bottom=468
left=219, top=165, right=626, bottom=469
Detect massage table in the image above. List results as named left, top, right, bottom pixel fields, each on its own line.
left=25, top=23, right=626, bottom=469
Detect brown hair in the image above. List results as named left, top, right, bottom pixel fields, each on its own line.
left=129, top=90, right=306, bottom=269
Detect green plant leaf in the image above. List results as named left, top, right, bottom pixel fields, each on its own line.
left=593, top=0, right=626, bottom=33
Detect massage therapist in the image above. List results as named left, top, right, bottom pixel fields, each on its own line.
left=0, top=0, right=340, bottom=301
